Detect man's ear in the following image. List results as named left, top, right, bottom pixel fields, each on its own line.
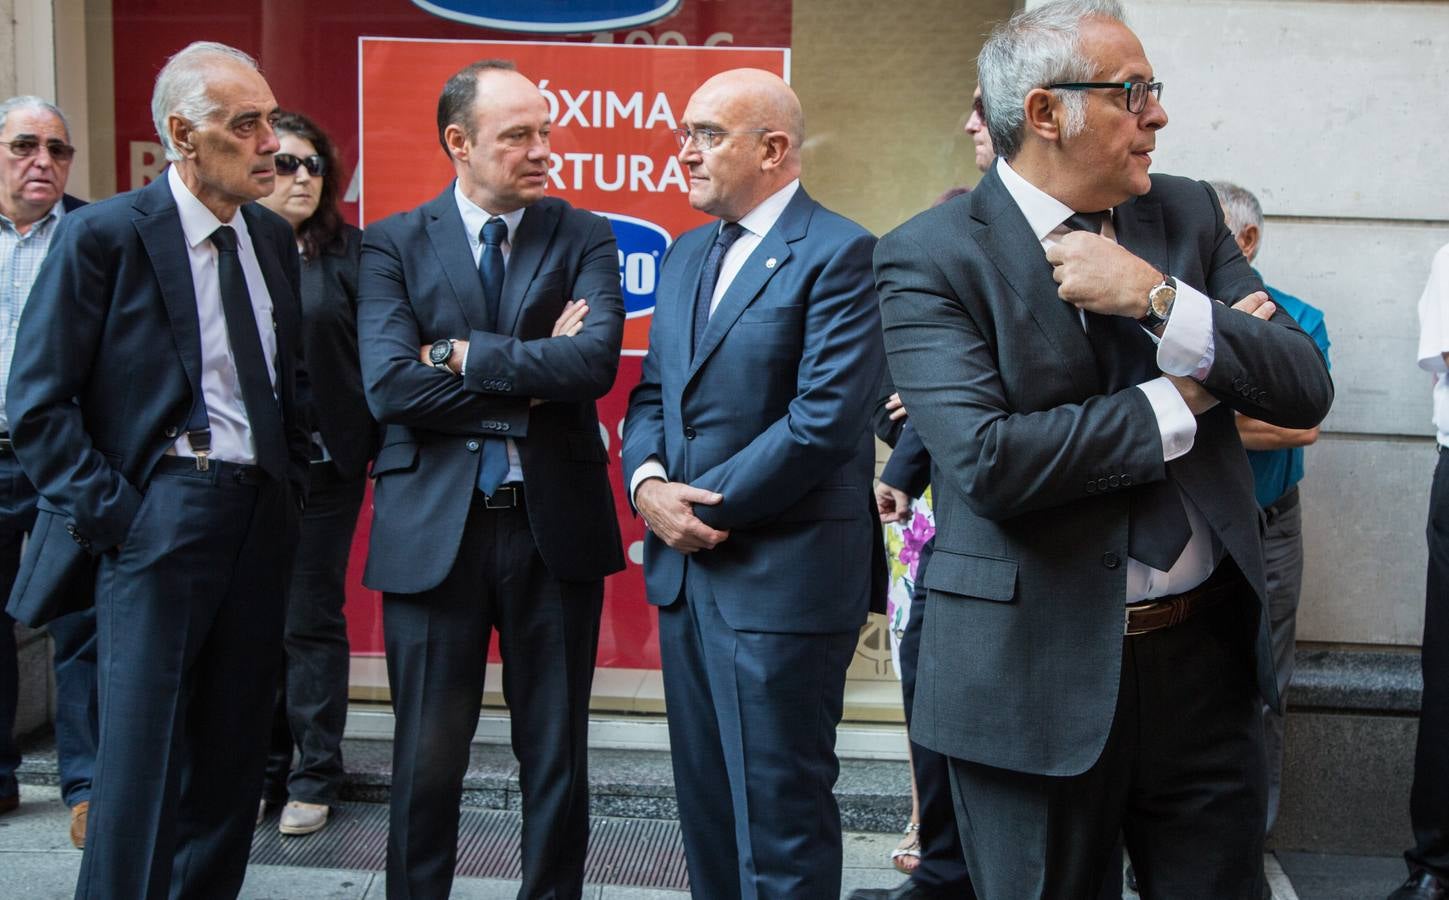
left=1022, top=88, right=1061, bottom=143
left=758, top=131, right=791, bottom=171
left=1236, top=222, right=1261, bottom=263
left=167, top=115, right=196, bottom=157
left=443, top=124, right=469, bottom=163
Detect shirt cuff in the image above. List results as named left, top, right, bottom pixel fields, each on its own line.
left=629, top=457, right=668, bottom=506
left=1138, top=376, right=1197, bottom=461
left=1154, top=281, right=1214, bottom=379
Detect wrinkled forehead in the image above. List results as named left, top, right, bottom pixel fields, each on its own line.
left=1, top=107, right=68, bottom=141
left=203, top=61, right=278, bottom=121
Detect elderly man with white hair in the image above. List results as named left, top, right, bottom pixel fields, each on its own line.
left=6, top=42, right=309, bottom=899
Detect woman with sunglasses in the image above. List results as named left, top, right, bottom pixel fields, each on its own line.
left=257, top=110, right=379, bottom=837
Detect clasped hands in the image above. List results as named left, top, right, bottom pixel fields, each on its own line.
left=1046, top=232, right=1277, bottom=415
left=635, top=479, right=729, bottom=554
left=418, top=298, right=590, bottom=406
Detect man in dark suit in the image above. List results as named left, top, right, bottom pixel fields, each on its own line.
left=356, top=59, right=624, bottom=900
left=874, top=2, right=1334, bottom=897
left=0, top=95, right=99, bottom=851
left=6, top=42, right=309, bottom=899
left=621, top=68, right=883, bottom=899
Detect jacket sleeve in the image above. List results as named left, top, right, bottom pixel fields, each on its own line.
left=461, top=213, right=624, bottom=402
left=357, top=223, right=531, bottom=435
left=8, top=214, right=142, bottom=552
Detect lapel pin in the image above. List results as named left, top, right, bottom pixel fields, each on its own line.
left=765, top=257, right=777, bottom=269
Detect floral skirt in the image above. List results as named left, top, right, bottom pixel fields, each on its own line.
left=882, top=487, right=935, bottom=679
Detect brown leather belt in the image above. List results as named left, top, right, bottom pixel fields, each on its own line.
left=1124, top=567, right=1235, bottom=636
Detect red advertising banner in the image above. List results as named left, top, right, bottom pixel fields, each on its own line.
left=108, top=1, right=791, bottom=675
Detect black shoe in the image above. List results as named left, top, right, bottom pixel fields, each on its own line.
left=848, top=881, right=959, bottom=900
left=1389, top=871, right=1449, bottom=900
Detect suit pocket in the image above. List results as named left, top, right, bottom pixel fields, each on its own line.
left=925, top=549, right=1018, bottom=603
left=371, top=441, right=419, bottom=477
left=567, top=429, right=609, bottom=464
left=738, top=303, right=805, bottom=324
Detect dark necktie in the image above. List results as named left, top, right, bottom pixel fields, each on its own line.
left=1062, top=212, right=1192, bottom=571
left=476, top=217, right=510, bottom=496
left=208, top=226, right=285, bottom=480
left=693, top=221, right=746, bottom=358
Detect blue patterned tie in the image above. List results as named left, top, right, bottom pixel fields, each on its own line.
left=476, top=217, right=510, bottom=496
left=1065, top=211, right=1191, bottom=570
left=693, top=221, right=745, bottom=358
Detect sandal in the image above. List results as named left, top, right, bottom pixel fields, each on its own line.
left=890, top=821, right=921, bottom=875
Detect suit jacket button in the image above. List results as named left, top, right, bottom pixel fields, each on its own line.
left=1097, top=477, right=1110, bottom=492
left=65, top=523, right=77, bottom=534
left=466, top=440, right=480, bottom=452
left=501, top=382, right=512, bottom=391
left=164, top=426, right=179, bottom=438
left=499, top=423, right=510, bottom=432
left=1121, top=474, right=1133, bottom=486
left=1103, top=552, right=1120, bottom=569
left=1085, top=481, right=1097, bottom=494
left=684, top=426, right=697, bottom=440
left=1108, top=475, right=1121, bottom=488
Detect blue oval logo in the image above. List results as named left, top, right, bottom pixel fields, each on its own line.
left=601, top=213, right=670, bottom=324
left=410, top=0, right=681, bottom=33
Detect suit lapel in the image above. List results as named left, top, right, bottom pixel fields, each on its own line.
left=971, top=170, right=1099, bottom=396
left=685, top=188, right=810, bottom=382
left=425, top=187, right=489, bottom=331
left=132, top=177, right=206, bottom=409
left=669, top=231, right=711, bottom=375
left=1112, top=193, right=1167, bottom=279
left=500, top=201, right=559, bottom=336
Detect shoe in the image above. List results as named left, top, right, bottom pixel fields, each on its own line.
left=1389, top=871, right=1448, bottom=900
left=848, top=881, right=957, bottom=900
left=278, top=800, right=329, bottom=836
left=69, top=801, right=88, bottom=849
left=256, top=798, right=267, bottom=827
left=890, top=822, right=922, bottom=875
left=0, top=792, right=16, bottom=815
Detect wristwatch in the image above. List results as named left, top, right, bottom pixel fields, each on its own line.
left=429, top=338, right=456, bottom=372
left=1139, top=274, right=1177, bottom=328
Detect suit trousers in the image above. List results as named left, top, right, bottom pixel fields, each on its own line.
left=948, top=581, right=1267, bottom=900
left=1407, top=451, right=1449, bottom=880
left=658, top=577, right=857, bottom=900
left=382, top=490, right=602, bottom=900
left=265, top=463, right=365, bottom=806
left=75, top=464, right=290, bottom=900
left=0, top=451, right=37, bottom=801
left=1259, top=488, right=1303, bottom=834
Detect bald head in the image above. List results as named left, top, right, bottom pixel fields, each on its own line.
left=678, top=68, right=803, bottom=221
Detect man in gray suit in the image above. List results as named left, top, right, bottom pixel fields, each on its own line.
left=874, top=2, right=1333, bottom=897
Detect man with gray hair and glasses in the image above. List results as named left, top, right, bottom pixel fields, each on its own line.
left=875, top=1, right=1333, bottom=896
left=0, top=95, right=99, bottom=852
left=7, top=42, right=309, bottom=899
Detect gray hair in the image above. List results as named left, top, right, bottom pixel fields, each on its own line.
left=151, top=41, right=260, bottom=162
left=977, top=0, right=1127, bottom=161
left=1208, top=180, right=1264, bottom=241
left=0, top=95, right=70, bottom=140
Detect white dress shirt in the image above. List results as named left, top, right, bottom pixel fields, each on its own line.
left=996, top=158, right=1219, bottom=602
left=1416, top=244, right=1449, bottom=446
left=628, top=180, right=802, bottom=501
left=455, top=182, right=527, bottom=484
left=0, top=200, right=65, bottom=431
left=166, top=164, right=277, bottom=465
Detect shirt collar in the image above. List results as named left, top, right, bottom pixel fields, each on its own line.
left=454, top=181, right=527, bottom=247
left=733, top=178, right=801, bottom=239
left=167, top=164, right=251, bottom=252
left=996, top=158, right=1081, bottom=244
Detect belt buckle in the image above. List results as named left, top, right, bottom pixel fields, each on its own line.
left=484, top=485, right=516, bottom=509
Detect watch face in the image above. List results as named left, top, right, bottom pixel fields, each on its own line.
left=429, top=340, right=452, bottom=366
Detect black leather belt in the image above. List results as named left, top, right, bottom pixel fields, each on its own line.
left=1124, top=566, right=1236, bottom=636
left=153, top=455, right=267, bottom=485
left=482, top=484, right=524, bottom=509
left=1263, top=484, right=1300, bottom=520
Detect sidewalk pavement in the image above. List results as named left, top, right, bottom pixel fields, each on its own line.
left=0, top=784, right=1404, bottom=899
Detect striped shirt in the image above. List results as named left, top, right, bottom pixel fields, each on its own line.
left=0, top=202, right=65, bottom=430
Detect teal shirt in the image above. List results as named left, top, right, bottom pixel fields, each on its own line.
left=1246, top=273, right=1330, bottom=508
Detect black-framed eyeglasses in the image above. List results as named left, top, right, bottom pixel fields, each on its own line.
left=274, top=153, right=326, bottom=177
left=671, top=127, right=770, bottom=152
left=0, top=137, right=76, bottom=162
left=1045, top=81, right=1163, bottom=114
